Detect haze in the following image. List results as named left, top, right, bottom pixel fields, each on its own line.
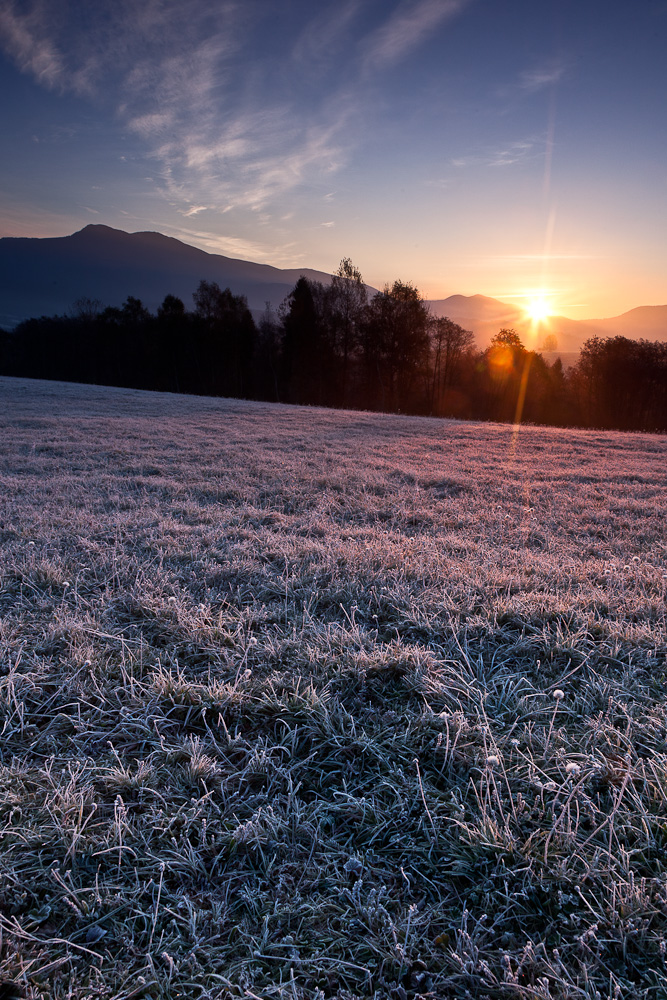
left=1, top=0, right=665, bottom=319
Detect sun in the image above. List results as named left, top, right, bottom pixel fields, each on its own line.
left=525, top=295, right=552, bottom=323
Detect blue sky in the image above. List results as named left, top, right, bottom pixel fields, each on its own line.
left=1, top=0, right=666, bottom=318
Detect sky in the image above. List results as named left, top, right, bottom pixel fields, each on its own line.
left=1, top=0, right=666, bottom=319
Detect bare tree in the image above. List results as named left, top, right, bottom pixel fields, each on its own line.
left=430, top=316, right=474, bottom=415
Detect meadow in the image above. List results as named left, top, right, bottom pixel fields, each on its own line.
left=0, top=375, right=666, bottom=1000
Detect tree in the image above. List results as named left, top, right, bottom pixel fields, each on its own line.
left=95, top=297, right=152, bottom=389
left=157, top=294, right=185, bottom=320
left=120, top=296, right=151, bottom=325
left=192, top=281, right=219, bottom=323
left=429, top=316, right=474, bottom=415
left=155, top=295, right=188, bottom=392
left=192, top=280, right=257, bottom=398
left=540, top=333, right=558, bottom=352
left=570, top=336, right=667, bottom=430
left=70, top=297, right=104, bottom=322
left=255, top=302, right=282, bottom=402
left=481, top=329, right=530, bottom=422
left=280, top=276, right=333, bottom=406
left=361, top=280, right=431, bottom=412
left=326, top=258, right=367, bottom=407
left=491, top=328, right=525, bottom=351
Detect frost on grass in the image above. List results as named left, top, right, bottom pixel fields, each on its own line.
left=0, top=377, right=667, bottom=999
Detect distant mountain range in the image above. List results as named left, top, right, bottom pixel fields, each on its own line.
left=429, top=296, right=667, bottom=353
left=1, top=224, right=666, bottom=354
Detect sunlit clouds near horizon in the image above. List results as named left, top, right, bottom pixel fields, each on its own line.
left=0, top=0, right=666, bottom=318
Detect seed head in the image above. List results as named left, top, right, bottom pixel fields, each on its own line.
left=486, top=755, right=500, bottom=767
left=553, top=689, right=564, bottom=700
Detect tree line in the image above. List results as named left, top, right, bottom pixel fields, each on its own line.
left=1, top=261, right=665, bottom=432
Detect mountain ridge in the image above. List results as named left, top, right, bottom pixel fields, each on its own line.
left=1, top=224, right=665, bottom=352
left=0, top=224, right=340, bottom=329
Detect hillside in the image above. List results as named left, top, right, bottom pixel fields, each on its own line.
left=586, top=304, right=667, bottom=339
left=1, top=376, right=666, bottom=998
left=0, top=225, right=338, bottom=328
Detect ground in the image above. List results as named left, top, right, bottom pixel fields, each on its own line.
left=0, top=376, right=666, bottom=999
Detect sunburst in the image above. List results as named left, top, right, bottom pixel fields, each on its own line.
left=526, top=295, right=552, bottom=322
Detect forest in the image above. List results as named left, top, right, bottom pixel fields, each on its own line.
left=1, top=260, right=666, bottom=432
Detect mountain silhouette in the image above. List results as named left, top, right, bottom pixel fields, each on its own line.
left=1, top=225, right=665, bottom=352
left=429, top=294, right=667, bottom=351
left=0, top=225, right=339, bottom=329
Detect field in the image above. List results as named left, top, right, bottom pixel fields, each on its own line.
left=1, top=376, right=666, bottom=1000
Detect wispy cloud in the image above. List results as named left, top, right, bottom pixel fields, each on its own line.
left=0, top=2, right=66, bottom=90
left=291, top=1, right=360, bottom=73
left=0, top=0, right=239, bottom=97
left=363, top=0, right=468, bottom=72
left=450, top=137, right=540, bottom=169
left=0, top=0, right=469, bottom=228
left=151, top=99, right=348, bottom=217
left=128, top=112, right=175, bottom=139
left=493, top=57, right=567, bottom=108
left=519, top=61, right=566, bottom=92
left=0, top=1, right=348, bottom=215
left=163, top=224, right=302, bottom=266
left=488, top=139, right=535, bottom=167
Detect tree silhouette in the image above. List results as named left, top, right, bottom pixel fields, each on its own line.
left=362, top=281, right=431, bottom=412
left=193, top=280, right=256, bottom=398
left=156, top=295, right=187, bottom=392
left=3, top=272, right=665, bottom=432
left=429, top=316, right=474, bottom=416
left=571, top=336, right=667, bottom=430
left=280, top=277, right=334, bottom=406
left=327, top=258, right=367, bottom=407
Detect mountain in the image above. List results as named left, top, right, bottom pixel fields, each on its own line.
left=428, top=294, right=586, bottom=350
left=429, top=294, right=667, bottom=352
left=429, top=294, right=523, bottom=345
left=0, top=224, right=339, bottom=329
left=584, top=305, right=667, bottom=340
left=1, top=225, right=665, bottom=354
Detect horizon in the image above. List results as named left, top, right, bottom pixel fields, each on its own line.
left=8, top=221, right=667, bottom=325
left=1, top=1, right=666, bottom=321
